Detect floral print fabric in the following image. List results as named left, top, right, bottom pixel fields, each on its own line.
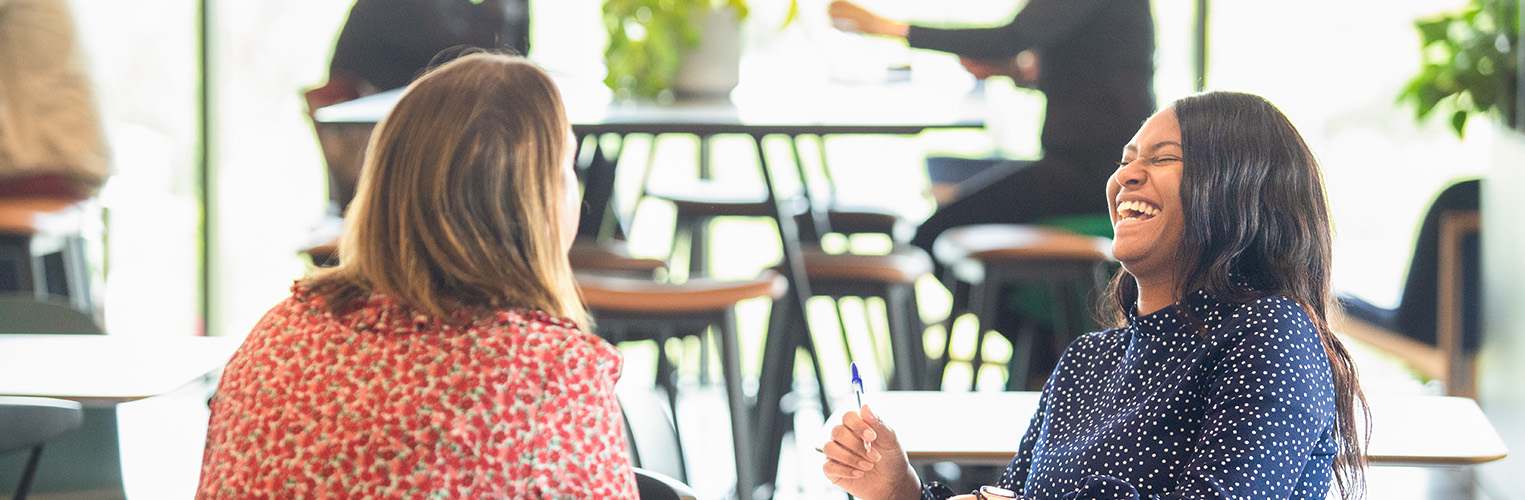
left=197, top=283, right=637, bottom=499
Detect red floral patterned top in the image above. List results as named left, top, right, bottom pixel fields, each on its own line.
left=196, top=283, right=637, bottom=499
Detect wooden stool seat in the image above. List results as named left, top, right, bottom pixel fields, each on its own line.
left=652, top=184, right=930, bottom=395
left=931, top=223, right=1115, bottom=390
left=801, top=208, right=905, bottom=238
left=577, top=270, right=786, bottom=313
left=935, top=223, right=1112, bottom=265
left=798, top=244, right=931, bottom=285
left=0, top=198, right=82, bottom=237
left=568, top=238, right=667, bottom=275
left=581, top=269, right=786, bottom=496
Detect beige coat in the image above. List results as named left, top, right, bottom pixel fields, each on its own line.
left=0, top=0, right=109, bottom=193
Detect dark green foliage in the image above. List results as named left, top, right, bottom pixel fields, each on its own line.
left=1399, top=0, right=1519, bottom=137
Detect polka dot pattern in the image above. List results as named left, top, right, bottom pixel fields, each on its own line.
left=925, top=291, right=1339, bottom=500
left=196, top=283, right=637, bottom=499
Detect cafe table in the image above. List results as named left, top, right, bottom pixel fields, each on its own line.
left=0, top=334, right=241, bottom=498
left=316, top=81, right=987, bottom=498
left=820, top=391, right=1509, bottom=468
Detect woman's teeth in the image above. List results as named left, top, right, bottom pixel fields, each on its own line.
left=1116, top=200, right=1160, bottom=221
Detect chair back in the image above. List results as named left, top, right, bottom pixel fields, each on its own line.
left=0, top=397, right=84, bottom=500
left=618, top=389, right=686, bottom=483
left=0, top=398, right=84, bottom=456
left=1394, top=179, right=1481, bottom=349
left=633, top=468, right=698, bottom=500
left=0, top=294, right=101, bottom=335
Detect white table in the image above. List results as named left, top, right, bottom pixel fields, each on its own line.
left=822, top=391, right=1508, bottom=467
left=0, top=334, right=241, bottom=497
left=0, top=334, right=241, bottom=407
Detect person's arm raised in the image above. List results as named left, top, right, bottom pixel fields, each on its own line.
left=827, top=1, right=910, bottom=38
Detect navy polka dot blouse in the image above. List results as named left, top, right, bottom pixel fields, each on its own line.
left=925, top=290, right=1340, bottom=500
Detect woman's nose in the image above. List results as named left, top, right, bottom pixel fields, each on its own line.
left=1115, top=161, right=1146, bottom=186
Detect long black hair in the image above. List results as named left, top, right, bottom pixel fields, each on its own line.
left=1107, top=91, right=1368, bottom=498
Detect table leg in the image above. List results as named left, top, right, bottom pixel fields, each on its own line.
left=748, top=133, right=820, bottom=500
left=719, top=309, right=757, bottom=500
left=751, top=291, right=803, bottom=500
left=789, top=135, right=828, bottom=242
left=577, top=133, right=625, bottom=241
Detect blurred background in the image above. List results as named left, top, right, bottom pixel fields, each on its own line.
left=46, top=0, right=1525, bottom=498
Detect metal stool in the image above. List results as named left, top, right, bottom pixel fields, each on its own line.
left=932, top=224, right=1112, bottom=391
left=578, top=270, right=787, bottom=500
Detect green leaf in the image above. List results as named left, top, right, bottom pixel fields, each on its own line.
left=781, top=0, right=799, bottom=30
left=1452, top=109, right=1469, bottom=137
left=1417, top=18, right=1450, bottom=45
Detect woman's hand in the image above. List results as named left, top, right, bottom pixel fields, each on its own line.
left=958, top=52, right=1040, bottom=88
left=822, top=404, right=921, bottom=500
left=827, top=1, right=910, bottom=38
left=957, top=57, right=1006, bottom=80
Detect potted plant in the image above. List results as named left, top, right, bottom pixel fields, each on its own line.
left=1398, top=0, right=1518, bottom=137
left=602, top=0, right=797, bottom=100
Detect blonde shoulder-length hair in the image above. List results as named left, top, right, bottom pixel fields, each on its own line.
left=307, top=52, right=587, bottom=326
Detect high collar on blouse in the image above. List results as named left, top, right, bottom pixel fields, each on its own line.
left=1126, top=288, right=1234, bottom=338
left=289, top=281, right=579, bottom=334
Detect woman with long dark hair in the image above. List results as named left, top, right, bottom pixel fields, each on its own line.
left=822, top=91, right=1368, bottom=500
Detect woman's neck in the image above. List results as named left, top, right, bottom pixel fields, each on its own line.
left=1133, top=273, right=1181, bottom=317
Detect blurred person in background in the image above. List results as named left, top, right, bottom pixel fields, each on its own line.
left=828, top=0, right=1154, bottom=256
left=0, top=0, right=109, bottom=200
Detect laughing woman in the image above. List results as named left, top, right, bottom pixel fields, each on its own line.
left=823, top=91, right=1368, bottom=500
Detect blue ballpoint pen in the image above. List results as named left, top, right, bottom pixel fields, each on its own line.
left=850, top=362, right=871, bottom=452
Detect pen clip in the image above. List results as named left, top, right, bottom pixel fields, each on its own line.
left=850, top=362, right=864, bottom=393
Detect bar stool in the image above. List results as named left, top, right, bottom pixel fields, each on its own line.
left=659, top=194, right=935, bottom=498
left=577, top=270, right=787, bottom=500
left=793, top=243, right=933, bottom=390
left=650, top=186, right=933, bottom=383
left=0, top=198, right=91, bottom=312
left=932, top=224, right=1112, bottom=391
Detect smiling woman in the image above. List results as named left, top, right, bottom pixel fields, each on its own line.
left=822, top=91, right=1369, bottom=500
left=1108, top=109, right=1185, bottom=312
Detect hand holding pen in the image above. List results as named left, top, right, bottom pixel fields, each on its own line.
left=823, top=363, right=923, bottom=500
left=852, top=362, right=871, bottom=453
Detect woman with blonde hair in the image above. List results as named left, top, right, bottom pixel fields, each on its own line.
left=197, top=53, right=637, bottom=498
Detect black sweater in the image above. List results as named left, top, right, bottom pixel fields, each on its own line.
left=908, top=0, right=1155, bottom=167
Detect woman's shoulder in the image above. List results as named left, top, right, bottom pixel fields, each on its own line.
left=475, top=309, right=621, bottom=369
left=1212, top=294, right=1325, bottom=356
left=1221, top=295, right=1318, bottom=335
left=267, top=282, right=610, bottom=356
left=482, top=309, right=598, bottom=346
left=1064, top=327, right=1132, bottom=357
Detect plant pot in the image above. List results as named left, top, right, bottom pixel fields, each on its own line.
left=670, top=7, right=742, bottom=100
